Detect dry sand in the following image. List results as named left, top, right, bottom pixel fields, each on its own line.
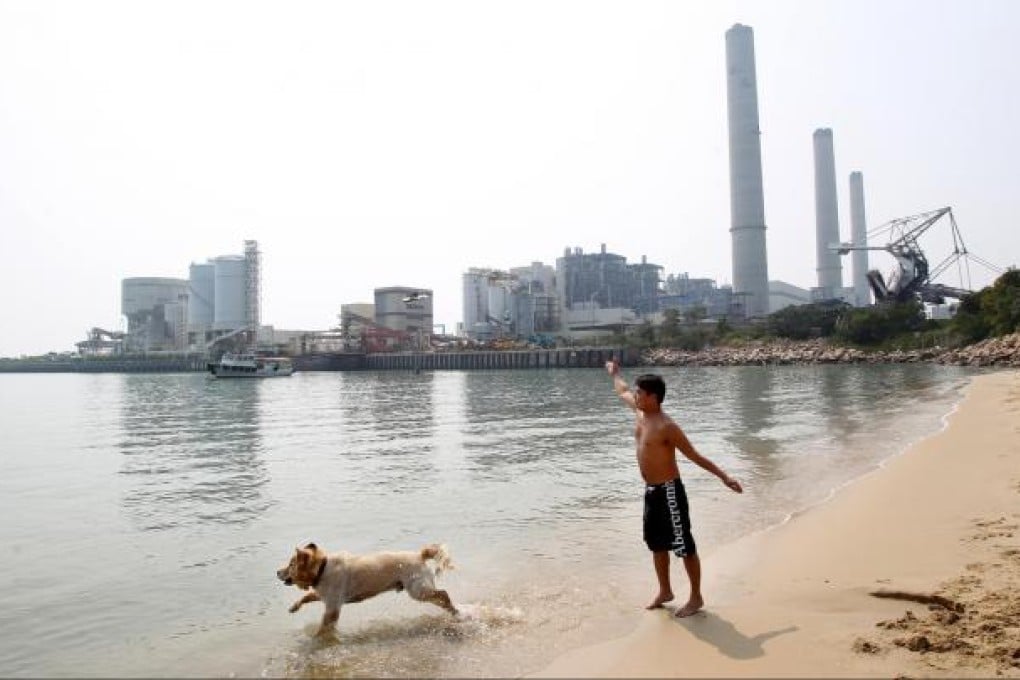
left=533, top=370, right=1020, bottom=678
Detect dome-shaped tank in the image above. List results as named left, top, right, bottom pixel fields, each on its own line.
left=187, top=262, right=215, bottom=328
left=122, top=277, right=188, bottom=317
left=213, top=256, right=247, bottom=331
left=374, top=287, right=433, bottom=333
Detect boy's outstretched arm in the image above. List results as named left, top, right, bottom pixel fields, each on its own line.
left=671, top=424, right=743, bottom=493
left=606, top=360, right=636, bottom=410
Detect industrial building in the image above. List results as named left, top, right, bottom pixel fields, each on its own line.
left=463, top=246, right=661, bottom=339
left=555, top=244, right=662, bottom=320
left=120, top=277, right=189, bottom=352
left=374, top=286, right=434, bottom=350
left=188, top=240, right=261, bottom=349
left=661, top=273, right=738, bottom=318
left=462, top=264, right=560, bottom=341
left=768, top=281, right=812, bottom=312
left=509, top=262, right=560, bottom=339
left=112, top=240, right=262, bottom=354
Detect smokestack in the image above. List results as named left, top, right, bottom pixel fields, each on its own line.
left=813, top=128, right=842, bottom=298
left=848, top=171, right=870, bottom=307
left=725, top=24, right=769, bottom=317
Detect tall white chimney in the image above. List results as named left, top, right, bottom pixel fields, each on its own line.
left=813, top=128, right=843, bottom=298
left=725, top=24, right=769, bottom=317
left=848, top=171, right=870, bottom=307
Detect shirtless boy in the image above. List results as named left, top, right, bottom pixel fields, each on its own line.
left=607, top=360, right=743, bottom=617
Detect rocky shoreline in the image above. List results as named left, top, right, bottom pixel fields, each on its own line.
left=641, top=332, right=1020, bottom=368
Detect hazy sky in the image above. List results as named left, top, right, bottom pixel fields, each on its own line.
left=1, top=0, right=1018, bottom=356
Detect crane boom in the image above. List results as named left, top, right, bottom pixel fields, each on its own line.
left=834, top=206, right=1001, bottom=305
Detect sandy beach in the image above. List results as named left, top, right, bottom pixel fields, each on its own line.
left=534, top=369, right=1020, bottom=678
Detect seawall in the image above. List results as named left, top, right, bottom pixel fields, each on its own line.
left=0, top=347, right=636, bottom=374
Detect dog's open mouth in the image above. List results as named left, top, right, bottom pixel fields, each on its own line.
left=283, top=577, right=293, bottom=585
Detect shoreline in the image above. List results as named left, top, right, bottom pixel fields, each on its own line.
left=641, top=331, right=1020, bottom=368
left=533, top=368, right=1020, bottom=678
left=3, top=332, right=1019, bottom=374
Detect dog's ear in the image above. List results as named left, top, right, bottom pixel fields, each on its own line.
left=304, top=542, right=318, bottom=551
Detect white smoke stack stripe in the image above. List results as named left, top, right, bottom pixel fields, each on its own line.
left=725, top=24, right=769, bottom=317
left=813, top=128, right=843, bottom=297
left=848, top=171, right=870, bottom=307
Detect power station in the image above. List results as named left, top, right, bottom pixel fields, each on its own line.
left=115, top=240, right=262, bottom=353
left=60, top=22, right=1001, bottom=366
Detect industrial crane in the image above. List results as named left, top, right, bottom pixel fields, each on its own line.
left=835, top=206, right=1002, bottom=305
left=76, top=327, right=126, bottom=355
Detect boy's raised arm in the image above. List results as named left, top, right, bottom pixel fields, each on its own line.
left=606, top=360, right=637, bottom=410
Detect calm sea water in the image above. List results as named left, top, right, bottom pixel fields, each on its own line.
left=0, top=365, right=976, bottom=677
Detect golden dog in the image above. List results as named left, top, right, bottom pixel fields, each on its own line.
left=276, top=542, right=458, bottom=636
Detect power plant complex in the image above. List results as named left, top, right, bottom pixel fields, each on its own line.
left=116, top=240, right=262, bottom=353
left=63, top=21, right=991, bottom=364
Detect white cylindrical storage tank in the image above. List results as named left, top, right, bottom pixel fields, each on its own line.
left=462, top=271, right=488, bottom=337
left=164, top=300, right=187, bottom=350
left=487, top=284, right=511, bottom=325
left=813, top=128, right=843, bottom=296
left=213, top=255, right=247, bottom=331
left=374, top=286, right=433, bottom=336
left=187, top=262, right=215, bottom=328
left=725, top=24, right=769, bottom=317
left=849, top=171, right=870, bottom=307
left=374, top=287, right=408, bottom=331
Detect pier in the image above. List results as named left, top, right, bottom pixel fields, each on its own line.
left=0, top=355, right=207, bottom=373
left=365, top=347, right=633, bottom=371
left=0, top=347, right=635, bottom=374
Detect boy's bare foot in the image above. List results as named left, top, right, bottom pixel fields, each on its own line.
left=646, top=592, right=675, bottom=609
left=674, top=595, right=704, bottom=617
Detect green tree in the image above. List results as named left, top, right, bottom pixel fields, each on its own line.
left=951, top=269, right=1020, bottom=341
left=660, top=308, right=681, bottom=344
left=767, top=302, right=847, bottom=339
left=834, top=300, right=925, bottom=345
left=634, top=320, right=656, bottom=347
left=985, top=269, right=1020, bottom=335
left=683, top=305, right=708, bottom=324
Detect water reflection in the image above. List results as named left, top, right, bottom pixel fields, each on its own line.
left=460, top=369, right=636, bottom=526
left=334, top=371, right=438, bottom=489
left=117, top=375, right=269, bottom=530
left=460, top=370, right=613, bottom=475
left=724, top=367, right=779, bottom=457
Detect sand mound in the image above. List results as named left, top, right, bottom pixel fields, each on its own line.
left=854, top=514, right=1020, bottom=676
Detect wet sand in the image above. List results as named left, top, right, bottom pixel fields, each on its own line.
left=533, top=370, right=1020, bottom=678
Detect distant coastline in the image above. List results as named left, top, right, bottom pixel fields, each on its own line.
left=2, top=334, right=1018, bottom=373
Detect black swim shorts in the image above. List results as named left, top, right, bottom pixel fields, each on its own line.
left=643, top=478, right=697, bottom=557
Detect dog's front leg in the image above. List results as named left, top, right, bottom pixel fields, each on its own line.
left=316, top=605, right=341, bottom=637
left=289, top=591, right=320, bottom=613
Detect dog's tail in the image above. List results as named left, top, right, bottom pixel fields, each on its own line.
left=421, top=543, right=454, bottom=577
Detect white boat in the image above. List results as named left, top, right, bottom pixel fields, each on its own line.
left=207, top=352, right=294, bottom=378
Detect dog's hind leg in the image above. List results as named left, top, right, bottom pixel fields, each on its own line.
left=289, top=591, right=320, bottom=613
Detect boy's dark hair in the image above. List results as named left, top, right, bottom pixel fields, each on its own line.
left=635, top=373, right=666, bottom=404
